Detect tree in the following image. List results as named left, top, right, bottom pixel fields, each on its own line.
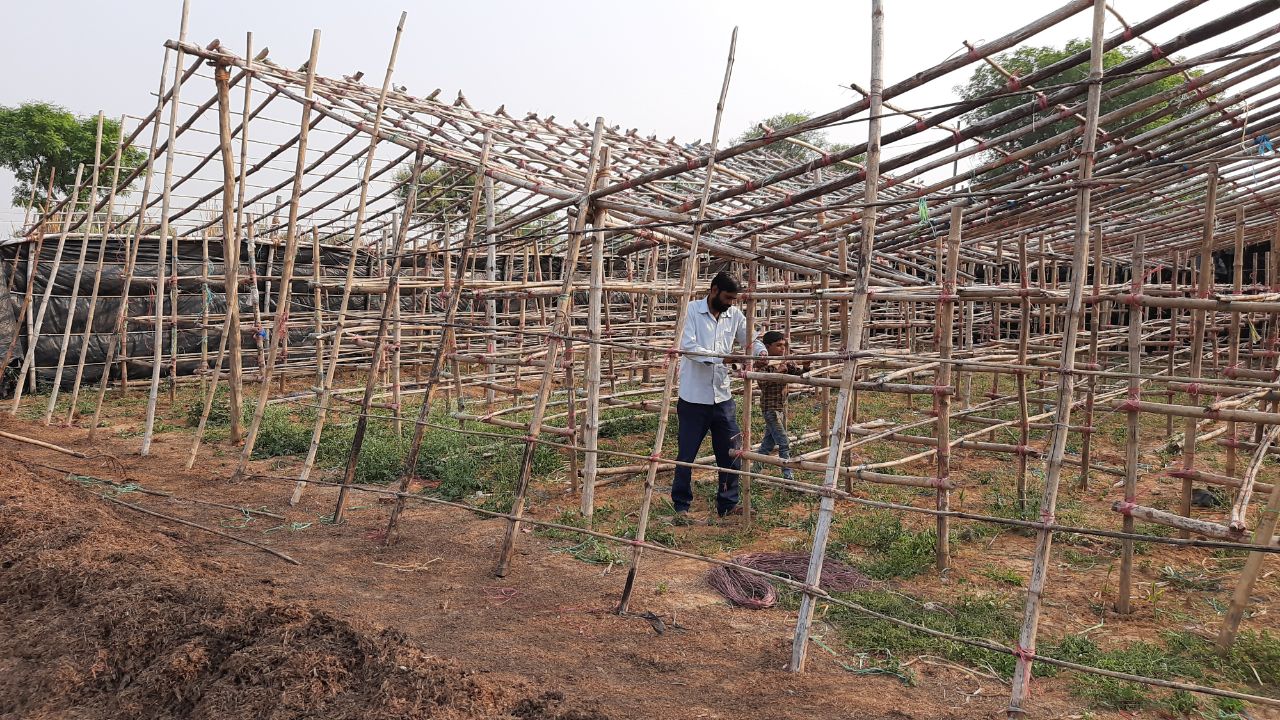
left=394, top=164, right=476, bottom=219
left=957, top=39, right=1208, bottom=182
left=0, top=102, right=145, bottom=207
left=737, top=111, right=864, bottom=167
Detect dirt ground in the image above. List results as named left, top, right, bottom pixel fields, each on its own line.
left=0, top=398, right=1273, bottom=719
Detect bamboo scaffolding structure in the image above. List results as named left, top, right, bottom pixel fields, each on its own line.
left=12, top=1, right=1280, bottom=710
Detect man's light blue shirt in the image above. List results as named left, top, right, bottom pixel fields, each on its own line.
left=677, top=298, right=747, bottom=405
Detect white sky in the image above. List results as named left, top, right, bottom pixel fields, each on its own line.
left=0, top=0, right=1266, bottom=234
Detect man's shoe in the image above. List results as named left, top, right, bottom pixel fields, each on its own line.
left=670, top=510, right=694, bottom=527
left=717, top=506, right=750, bottom=521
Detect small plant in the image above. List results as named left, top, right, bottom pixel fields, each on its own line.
left=978, top=564, right=1024, bottom=587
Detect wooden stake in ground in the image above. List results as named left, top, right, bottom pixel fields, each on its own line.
left=614, top=29, right=737, bottom=606
left=140, top=0, right=191, bottom=456
left=494, top=119, right=606, bottom=577
left=789, top=1, right=881, bottom=672
left=1116, top=234, right=1144, bottom=615
left=1008, top=1, right=1105, bottom=713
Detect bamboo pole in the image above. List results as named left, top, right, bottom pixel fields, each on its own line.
left=1218, top=424, right=1280, bottom=650
left=291, top=13, right=405, bottom=506
left=383, top=132, right=491, bottom=543
left=11, top=165, right=84, bottom=414
left=233, top=29, right=321, bottom=476
left=613, top=28, right=737, bottom=605
left=581, top=157, right=611, bottom=524
left=494, top=118, right=606, bottom=577
left=1077, top=228, right=1103, bottom=488
left=333, top=143, right=428, bottom=524
left=1016, top=235, right=1032, bottom=509
left=1008, top=1, right=1105, bottom=713
left=790, top=1, right=881, bottom=672
left=88, top=47, right=176, bottom=441
left=1178, top=166, right=1219, bottom=537
left=66, top=115, right=126, bottom=426
left=741, top=236, right=757, bottom=524
left=1224, top=206, right=1245, bottom=480
left=140, top=0, right=191, bottom=456
left=45, top=113, right=105, bottom=424
left=1115, top=234, right=1144, bottom=615
left=934, top=206, right=962, bottom=572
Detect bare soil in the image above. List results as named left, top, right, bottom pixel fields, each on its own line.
left=0, top=395, right=1270, bottom=720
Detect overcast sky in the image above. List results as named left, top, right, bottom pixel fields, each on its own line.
left=0, top=0, right=1266, bottom=234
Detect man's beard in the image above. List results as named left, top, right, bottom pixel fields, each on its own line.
left=710, top=295, right=730, bottom=312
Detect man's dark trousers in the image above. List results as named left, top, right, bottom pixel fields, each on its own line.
left=672, top=398, right=741, bottom=515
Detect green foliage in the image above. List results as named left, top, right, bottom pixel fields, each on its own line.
left=957, top=40, right=1208, bottom=184
left=0, top=102, right=145, bottom=206
left=1042, top=630, right=1280, bottom=711
left=826, top=590, right=1025, bottom=678
left=835, top=510, right=938, bottom=580
left=395, top=164, right=476, bottom=218
left=253, top=406, right=314, bottom=459
left=736, top=111, right=864, bottom=164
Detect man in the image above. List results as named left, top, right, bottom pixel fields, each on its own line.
left=673, top=271, right=747, bottom=522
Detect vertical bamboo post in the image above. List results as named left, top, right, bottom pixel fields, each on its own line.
left=1178, top=166, right=1219, bottom=539
left=382, top=134, right=492, bottom=542
left=291, top=12, right=406, bottom=506
left=495, top=119, right=606, bottom=577
left=140, top=0, right=191, bottom=456
left=484, top=177, right=498, bottom=412
left=1116, top=234, right=1144, bottom=616
left=45, top=112, right=104, bottom=424
left=1007, top=2, right=1104, bottom=713
left=1225, top=206, right=1245, bottom=480
left=1016, top=238, right=1032, bottom=508
left=234, top=29, right=321, bottom=475
left=581, top=155, right=611, bottom=524
left=790, top=2, right=881, bottom=672
left=613, top=30, right=737, bottom=605
left=11, top=165, right=85, bottom=414
left=311, top=228, right=324, bottom=387
left=740, top=236, right=758, bottom=523
left=1167, top=250, right=1180, bottom=438
left=226, top=32, right=256, bottom=443
left=1078, top=229, right=1103, bottom=488
left=935, top=206, right=962, bottom=572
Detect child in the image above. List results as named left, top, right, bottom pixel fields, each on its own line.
left=751, top=330, right=808, bottom=480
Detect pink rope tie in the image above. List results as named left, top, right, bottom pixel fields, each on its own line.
left=1039, top=509, right=1055, bottom=527
left=1116, top=501, right=1137, bottom=516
